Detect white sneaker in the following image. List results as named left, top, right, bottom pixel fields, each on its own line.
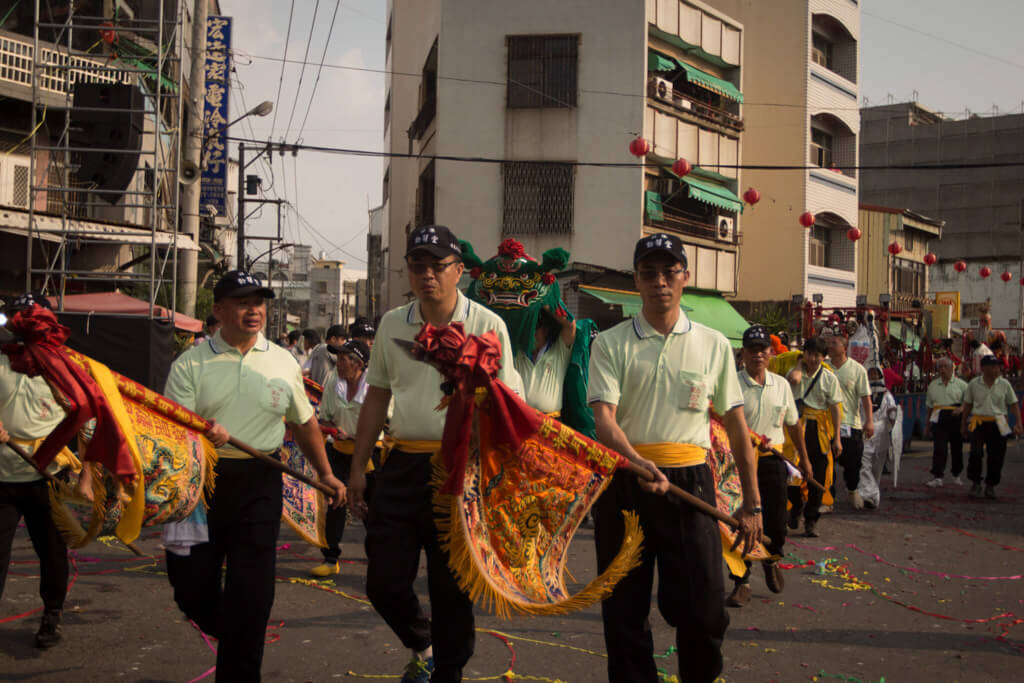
left=851, top=491, right=865, bottom=510
left=925, top=477, right=943, bottom=488
left=951, top=475, right=964, bottom=486
left=818, top=504, right=833, bottom=514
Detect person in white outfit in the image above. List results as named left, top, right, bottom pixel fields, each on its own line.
left=857, top=367, right=899, bottom=508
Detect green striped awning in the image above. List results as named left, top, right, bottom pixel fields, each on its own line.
left=645, top=191, right=664, bottom=221
left=648, top=50, right=677, bottom=72
left=676, top=61, right=743, bottom=103
left=683, top=175, right=743, bottom=214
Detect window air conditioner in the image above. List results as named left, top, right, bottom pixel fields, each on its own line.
left=716, top=215, right=735, bottom=242
left=647, top=76, right=674, bottom=104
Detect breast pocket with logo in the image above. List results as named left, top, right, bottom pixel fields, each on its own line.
left=679, top=370, right=710, bottom=411
left=261, top=378, right=292, bottom=417
left=772, top=405, right=786, bottom=429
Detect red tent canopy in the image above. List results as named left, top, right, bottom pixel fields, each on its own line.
left=45, top=291, right=203, bottom=333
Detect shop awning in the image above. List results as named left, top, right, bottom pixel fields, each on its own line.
left=889, top=320, right=921, bottom=351
left=645, top=191, right=664, bottom=221
left=682, top=175, right=744, bottom=214
left=0, top=208, right=199, bottom=251
left=675, top=61, right=743, bottom=103
left=579, top=286, right=747, bottom=347
left=648, top=50, right=677, bottom=72
left=44, top=291, right=203, bottom=333
left=682, top=290, right=748, bottom=348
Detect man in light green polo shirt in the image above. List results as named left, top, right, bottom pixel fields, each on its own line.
left=924, top=357, right=969, bottom=487
left=726, top=325, right=812, bottom=608
left=163, top=270, right=345, bottom=683
left=960, top=355, right=1023, bottom=499
left=827, top=335, right=874, bottom=510
left=349, top=225, right=521, bottom=683
left=0, top=293, right=70, bottom=649
left=789, top=337, right=843, bottom=537
left=588, top=233, right=761, bottom=683
left=515, top=308, right=574, bottom=415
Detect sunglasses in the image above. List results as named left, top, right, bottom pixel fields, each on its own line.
left=636, top=268, right=685, bottom=282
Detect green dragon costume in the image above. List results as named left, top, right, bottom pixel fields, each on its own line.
left=462, top=238, right=598, bottom=438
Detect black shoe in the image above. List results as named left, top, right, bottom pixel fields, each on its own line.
left=763, top=560, right=785, bottom=594
left=34, top=609, right=62, bottom=649
left=725, top=582, right=751, bottom=607
left=804, top=519, right=819, bottom=538
left=787, top=505, right=801, bottom=530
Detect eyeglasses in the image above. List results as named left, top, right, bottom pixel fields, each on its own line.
left=636, top=268, right=685, bottom=282
left=407, top=260, right=459, bottom=275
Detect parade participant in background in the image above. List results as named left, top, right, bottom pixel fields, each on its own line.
left=464, top=238, right=599, bottom=437
left=286, top=329, right=305, bottom=363
left=349, top=318, right=376, bottom=349
left=164, top=271, right=345, bottom=682
left=924, top=357, right=968, bottom=488
left=348, top=225, right=523, bottom=683
left=969, top=338, right=994, bottom=378
left=0, top=294, right=70, bottom=648
left=194, top=314, right=220, bottom=347
left=961, top=355, right=1023, bottom=500
left=311, top=339, right=377, bottom=578
left=856, top=367, right=899, bottom=508
left=827, top=335, right=874, bottom=509
left=588, top=234, right=762, bottom=683
left=789, top=337, right=843, bottom=537
left=726, top=325, right=811, bottom=607
left=299, top=329, right=321, bottom=377
left=307, top=324, right=347, bottom=387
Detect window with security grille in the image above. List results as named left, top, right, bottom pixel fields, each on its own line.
left=11, top=164, right=29, bottom=207
left=502, top=162, right=574, bottom=235
left=507, top=35, right=578, bottom=108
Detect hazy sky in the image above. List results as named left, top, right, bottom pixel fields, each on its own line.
left=220, top=0, right=1024, bottom=268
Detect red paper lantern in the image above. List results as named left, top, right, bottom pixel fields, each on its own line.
left=923, top=253, right=937, bottom=266
left=743, top=187, right=760, bottom=205
left=887, top=242, right=902, bottom=255
left=980, top=266, right=992, bottom=278
left=954, top=260, right=967, bottom=273
left=846, top=227, right=862, bottom=242
left=672, top=158, right=692, bottom=177
left=799, top=211, right=815, bottom=228
left=629, top=137, right=650, bottom=157
left=1001, top=271, right=1013, bottom=282
left=100, top=21, right=117, bottom=44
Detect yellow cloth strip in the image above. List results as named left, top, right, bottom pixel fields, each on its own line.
left=330, top=439, right=376, bottom=473
left=801, top=406, right=835, bottom=506
left=545, top=411, right=561, bottom=418
left=633, top=443, right=707, bottom=467
left=380, top=438, right=442, bottom=465
left=968, top=416, right=996, bottom=432
left=933, top=405, right=959, bottom=411
left=9, top=437, right=79, bottom=473
left=216, top=444, right=277, bottom=460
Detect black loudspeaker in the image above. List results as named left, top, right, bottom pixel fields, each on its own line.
left=71, top=83, right=145, bottom=200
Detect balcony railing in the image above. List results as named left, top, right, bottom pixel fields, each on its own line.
left=0, top=31, right=131, bottom=97
left=646, top=203, right=739, bottom=245
left=650, top=87, right=743, bottom=133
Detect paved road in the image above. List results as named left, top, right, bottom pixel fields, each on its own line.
left=2, top=443, right=1022, bottom=682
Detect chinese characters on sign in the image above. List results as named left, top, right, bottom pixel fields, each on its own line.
left=200, top=15, right=231, bottom=216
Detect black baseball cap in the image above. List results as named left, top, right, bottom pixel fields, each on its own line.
left=980, top=354, right=1002, bottom=367
left=9, top=292, right=53, bottom=311
left=213, top=270, right=275, bottom=302
left=742, top=325, right=771, bottom=349
left=406, top=225, right=461, bottom=259
left=349, top=318, right=375, bottom=339
left=328, top=338, right=370, bottom=365
left=633, top=233, right=688, bottom=269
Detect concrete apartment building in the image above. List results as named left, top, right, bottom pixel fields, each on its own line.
left=380, top=0, right=747, bottom=328
left=860, top=102, right=1024, bottom=344
left=704, top=0, right=861, bottom=313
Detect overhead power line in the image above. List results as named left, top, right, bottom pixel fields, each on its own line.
left=223, top=135, right=1024, bottom=172
left=268, top=0, right=296, bottom=142
left=296, top=0, right=342, bottom=141
left=282, top=0, right=322, bottom=139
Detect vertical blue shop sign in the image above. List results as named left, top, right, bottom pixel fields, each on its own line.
left=200, top=16, right=231, bottom=216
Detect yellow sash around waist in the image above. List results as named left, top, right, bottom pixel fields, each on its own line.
left=331, top=438, right=378, bottom=472
left=380, top=438, right=443, bottom=465
left=633, top=443, right=707, bottom=468
left=802, top=406, right=835, bottom=457
left=216, top=444, right=277, bottom=460
left=9, top=437, right=79, bottom=473
left=968, top=416, right=996, bottom=432
left=933, top=405, right=959, bottom=411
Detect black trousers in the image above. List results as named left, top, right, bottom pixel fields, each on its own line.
left=730, top=455, right=787, bottom=583
left=931, top=410, right=964, bottom=478
left=322, top=445, right=377, bottom=562
left=364, top=449, right=474, bottom=683
left=165, top=459, right=283, bottom=683
left=0, top=479, right=69, bottom=613
left=789, top=419, right=830, bottom=522
left=594, top=465, right=729, bottom=683
left=967, top=422, right=1008, bottom=486
left=838, top=430, right=864, bottom=493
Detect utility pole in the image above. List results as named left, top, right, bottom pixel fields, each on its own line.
left=236, top=141, right=246, bottom=268
left=179, top=0, right=208, bottom=317
left=237, top=141, right=296, bottom=270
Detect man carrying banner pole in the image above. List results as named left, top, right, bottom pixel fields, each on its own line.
left=347, top=225, right=523, bottom=683
left=588, top=234, right=762, bottom=683
left=163, top=271, right=345, bottom=682
left=726, top=325, right=812, bottom=607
